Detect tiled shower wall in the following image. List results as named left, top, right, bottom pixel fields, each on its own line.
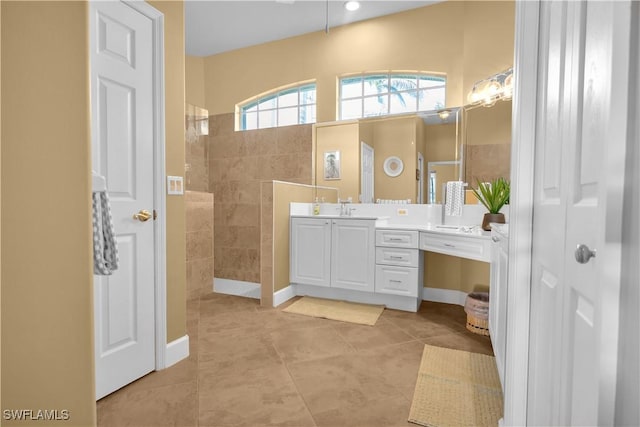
left=208, top=113, right=313, bottom=283
left=185, top=191, right=215, bottom=300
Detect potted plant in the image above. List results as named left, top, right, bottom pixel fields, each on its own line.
left=471, top=177, right=510, bottom=231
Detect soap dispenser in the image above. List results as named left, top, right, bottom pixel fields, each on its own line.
left=313, top=197, right=321, bottom=215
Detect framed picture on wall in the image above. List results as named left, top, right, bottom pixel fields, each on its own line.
left=324, top=151, right=341, bottom=180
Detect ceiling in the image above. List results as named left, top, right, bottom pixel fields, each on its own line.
left=185, top=1, right=439, bottom=57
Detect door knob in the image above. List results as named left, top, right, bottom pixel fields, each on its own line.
left=133, top=209, right=152, bottom=222
left=574, top=244, right=596, bottom=264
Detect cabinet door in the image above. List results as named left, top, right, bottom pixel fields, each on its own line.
left=331, top=219, right=375, bottom=292
left=290, top=218, right=331, bottom=287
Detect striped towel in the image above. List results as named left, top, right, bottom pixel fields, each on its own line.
left=92, top=191, right=119, bottom=275
left=444, top=181, right=464, bottom=216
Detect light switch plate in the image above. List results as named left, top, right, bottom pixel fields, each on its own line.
left=167, top=176, right=184, bottom=195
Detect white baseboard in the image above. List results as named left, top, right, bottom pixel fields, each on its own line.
left=422, top=287, right=467, bottom=306
left=273, top=284, right=297, bottom=307
left=164, top=335, right=189, bottom=368
left=214, top=278, right=260, bottom=299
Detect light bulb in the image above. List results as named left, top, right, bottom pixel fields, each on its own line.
left=468, top=87, right=480, bottom=104
left=344, top=1, right=360, bottom=11
left=438, top=110, right=451, bottom=120
left=502, top=73, right=514, bottom=99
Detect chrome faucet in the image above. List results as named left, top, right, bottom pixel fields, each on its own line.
left=339, top=198, right=353, bottom=216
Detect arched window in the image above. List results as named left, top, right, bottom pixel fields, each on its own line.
left=238, top=82, right=316, bottom=130
left=339, top=72, right=446, bottom=120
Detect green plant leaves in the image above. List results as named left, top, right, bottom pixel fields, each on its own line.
left=471, top=177, right=510, bottom=214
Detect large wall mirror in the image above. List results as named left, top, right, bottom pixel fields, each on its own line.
left=312, top=100, right=512, bottom=204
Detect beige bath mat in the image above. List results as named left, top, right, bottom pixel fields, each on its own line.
left=408, top=344, right=503, bottom=427
left=282, top=296, right=384, bottom=326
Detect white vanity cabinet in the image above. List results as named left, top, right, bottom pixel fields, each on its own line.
left=375, top=229, right=422, bottom=297
left=489, top=226, right=509, bottom=390
left=290, top=217, right=375, bottom=291
left=290, top=217, right=332, bottom=287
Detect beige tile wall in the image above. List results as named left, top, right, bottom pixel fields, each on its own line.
left=186, top=191, right=215, bottom=300
left=260, top=181, right=274, bottom=307
left=208, top=113, right=313, bottom=284
left=465, top=143, right=511, bottom=185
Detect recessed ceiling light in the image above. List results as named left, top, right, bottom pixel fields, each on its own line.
left=344, top=1, right=360, bottom=12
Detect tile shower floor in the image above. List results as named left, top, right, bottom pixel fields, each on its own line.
left=97, top=293, right=493, bottom=427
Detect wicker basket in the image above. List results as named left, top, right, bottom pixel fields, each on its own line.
left=464, top=292, right=490, bottom=336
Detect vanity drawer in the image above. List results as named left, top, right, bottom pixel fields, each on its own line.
left=375, top=247, right=419, bottom=267
left=375, top=229, right=419, bottom=248
left=419, top=232, right=491, bottom=263
left=375, top=265, right=419, bottom=297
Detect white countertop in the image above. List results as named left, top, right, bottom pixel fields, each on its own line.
left=377, top=222, right=491, bottom=239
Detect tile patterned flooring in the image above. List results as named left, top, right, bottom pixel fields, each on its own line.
left=97, top=293, right=493, bottom=427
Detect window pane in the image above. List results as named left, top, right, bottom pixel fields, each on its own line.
left=390, top=75, right=418, bottom=93
left=419, top=76, right=446, bottom=88
left=300, top=105, right=316, bottom=124
left=243, top=103, right=258, bottom=114
left=418, top=87, right=446, bottom=111
left=258, top=95, right=277, bottom=110
left=300, top=85, right=316, bottom=105
left=258, top=110, right=277, bottom=129
left=238, top=83, right=316, bottom=130
left=341, top=99, right=362, bottom=120
left=363, top=75, right=388, bottom=96
left=341, top=77, right=362, bottom=99
left=363, top=95, right=388, bottom=117
left=278, top=89, right=298, bottom=108
left=278, top=107, right=298, bottom=127
left=390, top=91, right=417, bottom=114
left=243, top=112, right=258, bottom=130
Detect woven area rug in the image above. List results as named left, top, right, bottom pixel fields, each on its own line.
left=408, top=344, right=503, bottom=427
left=282, top=296, right=384, bottom=326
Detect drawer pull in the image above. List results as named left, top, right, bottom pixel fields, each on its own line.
left=389, top=279, right=403, bottom=283
left=443, top=243, right=456, bottom=248
left=389, top=238, right=404, bottom=242
left=389, top=256, right=404, bottom=260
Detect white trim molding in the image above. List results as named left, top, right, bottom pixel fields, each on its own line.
left=273, top=284, right=297, bottom=307
left=504, top=1, right=540, bottom=425
left=214, top=278, right=261, bottom=299
left=123, top=0, right=168, bottom=371
left=165, top=335, right=189, bottom=368
left=422, top=287, right=467, bottom=306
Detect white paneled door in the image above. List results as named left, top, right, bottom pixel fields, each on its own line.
left=360, top=142, right=374, bottom=203
left=528, top=1, right=633, bottom=425
left=90, top=1, right=156, bottom=399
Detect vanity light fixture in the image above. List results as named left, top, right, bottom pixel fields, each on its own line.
left=438, top=109, right=451, bottom=120
left=467, top=67, right=514, bottom=107
left=344, top=1, right=360, bottom=11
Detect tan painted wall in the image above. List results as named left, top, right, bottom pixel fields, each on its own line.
left=1, top=3, right=187, bottom=423
left=0, top=0, right=3, bottom=406
left=314, top=122, right=361, bottom=202
left=465, top=100, right=512, bottom=185
left=203, top=1, right=468, bottom=119
left=462, top=1, right=516, bottom=103
left=201, top=1, right=515, bottom=121
left=371, top=116, right=418, bottom=202
left=423, top=253, right=489, bottom=294
left=149, top=0, right=187, bottom=342
left=185, top=55, right=205, bottom=107
left=1, top=2, right=95, bottom=425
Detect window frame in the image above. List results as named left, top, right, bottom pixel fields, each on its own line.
left=338, top=72, right=446, bottom=120
left=237, top=82, right=317, bottom=131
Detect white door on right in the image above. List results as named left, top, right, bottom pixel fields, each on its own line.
left=528, top=1, right=634, bottom=425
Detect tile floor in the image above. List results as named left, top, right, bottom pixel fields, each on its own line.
left=97, top=293, right=493, bottom=427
